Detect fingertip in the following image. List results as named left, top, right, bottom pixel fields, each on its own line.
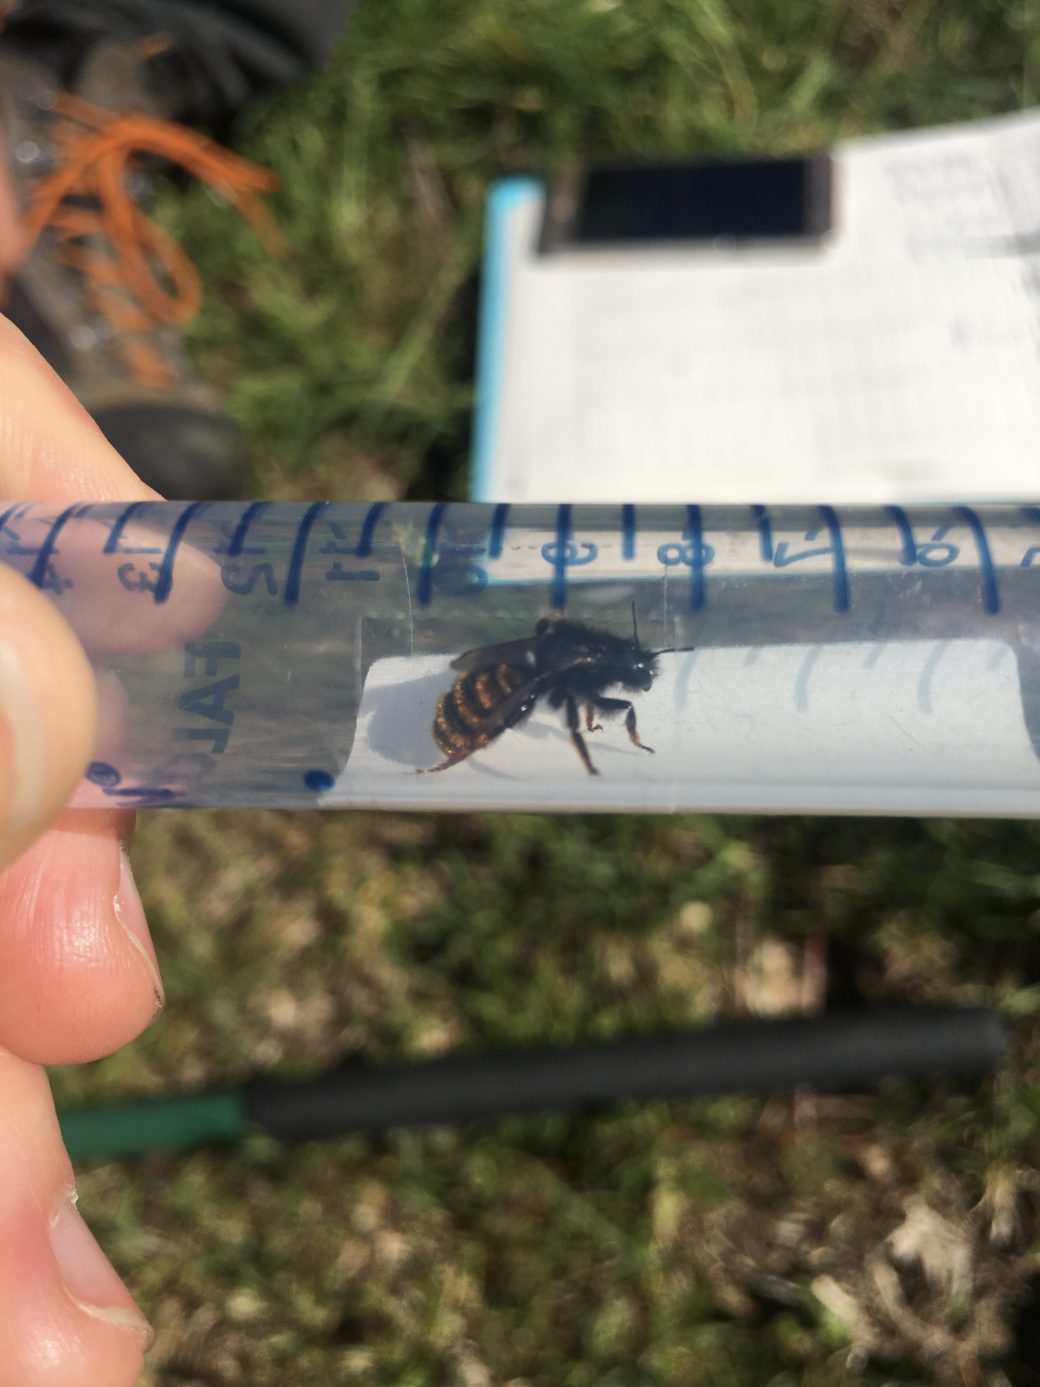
left=0, top=810, right=163, bottom=1063
left=0, top=565, right=97, bottom=871
left=0, top=1050, right=150, bottom=1387
left=49, top=1192, right=154, bottom=1350
left=115, top=844, right=165, bottom=1018
left=0, top=314, right=158, bottom=502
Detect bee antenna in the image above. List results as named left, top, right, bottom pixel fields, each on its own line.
left=631, top=600, right=639, bottom=645
left=650, top=645, right=697, bottom=658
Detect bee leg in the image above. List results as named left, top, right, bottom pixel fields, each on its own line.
left=417, top=749, right=474, bottom=774
left=625, top=704, right=654, bottom=755
left=564, top=695, right=599, bottom=776
left=590, top=696, right=655, bottom=755
left=584, top=704, right=603, bottom=733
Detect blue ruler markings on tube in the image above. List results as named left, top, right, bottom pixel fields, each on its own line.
left=283, top=502, right=329, bottom=607
left=153, top=502, right=209, bottom=604
left=954, top=505, right=1000, bottom=614
left=226, top=501, right=270, bottom=556
left=819, top=506, right=849, bottom=614
left=685, top=504, right=707, bottom=611
left=0, top=502, right=32, bottom=538
left=489, top=503, right=510, bottom=560
left=550, top=503, right=571, bottom=610
left=769, top=506, right=848, bottom=613
left=656, top=506, right=709, bottom=609
left=621, top=505, right=637, bottom=561
left=889, top=503, right=1000, bottom=612
left=751, top=504, right=774, bottom=563
left=356, top=502, right=387, bottom=559
left=103, top=501, right=154, bottom=554
left=318, top=501, right=388, bottom=584
left=2, top=499, right=1019, bottom=616
left=885, top=505, right=916, bottom=566
left=28, top=503, right=93, bottom=588
left=318, top=503, right=386, bottom=584
left=417, top=502, right=448, bottom=607
left=885, top=506, right=959, bottom=569
left=1020, top=505, right=1040, bottom=569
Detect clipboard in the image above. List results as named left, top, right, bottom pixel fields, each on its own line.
left=471, top=109, right=1040, bottom=505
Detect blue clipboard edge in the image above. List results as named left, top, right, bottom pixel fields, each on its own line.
left=470, top=177, right=545, bottom=502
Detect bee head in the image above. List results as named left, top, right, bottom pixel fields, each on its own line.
left=624, top=646, right=657, bottom=692
left=625, top=606, right=657, bottom=690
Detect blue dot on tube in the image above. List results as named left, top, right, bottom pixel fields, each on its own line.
left=86, top=761, right=121, bottom=787
left=303, top=770, right=335, bottom=793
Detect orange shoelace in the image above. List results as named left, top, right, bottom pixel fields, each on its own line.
left=21, top=91, right=279, bottom=388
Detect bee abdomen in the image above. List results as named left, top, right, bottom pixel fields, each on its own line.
left=432, top=663, right=528, bottom=756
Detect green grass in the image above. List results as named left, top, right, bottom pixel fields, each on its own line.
left=49, top=2, right=1040, bottom=1383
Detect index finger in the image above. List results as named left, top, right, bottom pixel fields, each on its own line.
left=0, top=314, right=157, bottom=502
left=0, top=314, right=165, bottom=1062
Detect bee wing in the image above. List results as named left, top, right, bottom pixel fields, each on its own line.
left=460, top=659, right=610, bottom=743
left=449, top=637, right=541, bottom=673
left=475, top=679, right=544, bottom=739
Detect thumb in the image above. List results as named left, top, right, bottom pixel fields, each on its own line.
left=0, top=563, right=97, bottom=870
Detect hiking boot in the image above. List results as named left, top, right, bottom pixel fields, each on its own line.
left=0, top=38, right=277, bottom=499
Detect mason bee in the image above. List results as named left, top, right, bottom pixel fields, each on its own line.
left=418, top=612, right=685, bottom=777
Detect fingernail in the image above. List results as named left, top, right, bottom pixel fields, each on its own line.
left=114, top=848, right=164, bottom=1016
left=0, top=642, right=45, bottom=836
left=49, top=1191, right=154, bottom=1348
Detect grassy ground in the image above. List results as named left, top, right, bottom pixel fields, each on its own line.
left=49, top=2, right=1040, bottom=1383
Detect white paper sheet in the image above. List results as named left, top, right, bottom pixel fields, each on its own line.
left=477, top=110, right=1040, bottom=505
left=333, top=641, right=1040, bottom=815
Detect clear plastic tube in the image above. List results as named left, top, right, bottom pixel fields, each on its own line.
left=1, top=499, right=1038, bottom=815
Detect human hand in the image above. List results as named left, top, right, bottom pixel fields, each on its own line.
left=0, top=154, right=23, bottom=275
left=0, top=314, right=164, bottom=1386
